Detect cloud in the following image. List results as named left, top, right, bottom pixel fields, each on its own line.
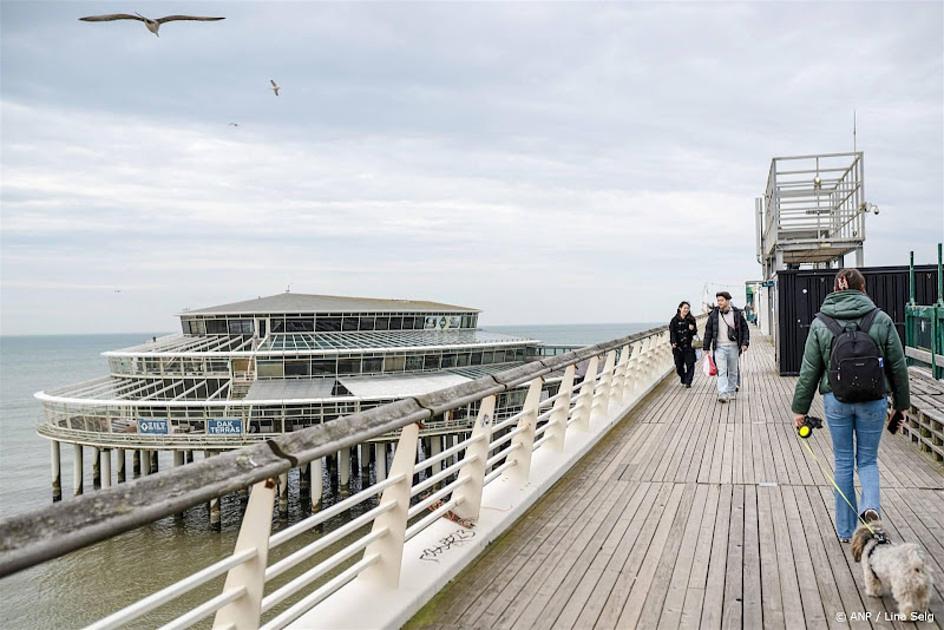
left=1, top=1, right=942, bottom=334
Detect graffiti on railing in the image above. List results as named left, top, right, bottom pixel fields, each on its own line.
left=419, top=528, right=476, bottom=563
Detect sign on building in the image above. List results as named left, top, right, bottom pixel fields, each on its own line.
left=138, top=418, right=169, bottom=434
left=208, top=418, right=242, bottom=435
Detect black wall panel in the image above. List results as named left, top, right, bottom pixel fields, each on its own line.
left=776, top=265, right=940, bottom=375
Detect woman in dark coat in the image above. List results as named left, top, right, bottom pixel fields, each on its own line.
left=670, top=301, right=698, bottom=387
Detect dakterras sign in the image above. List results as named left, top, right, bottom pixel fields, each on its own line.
left=138, top=418, right=169, bottom=434
left=208, top=418, right=242, bottom=435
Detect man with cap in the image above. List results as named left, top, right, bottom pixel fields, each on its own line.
left=702, top=291, right=750, bottom=402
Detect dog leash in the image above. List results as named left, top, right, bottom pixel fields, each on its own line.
left=796, top=433, right=878, bottom=537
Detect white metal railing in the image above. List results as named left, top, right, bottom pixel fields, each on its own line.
left=76, top=329, right=677, bottom=629
left=0, top=322, right=696, bottom=628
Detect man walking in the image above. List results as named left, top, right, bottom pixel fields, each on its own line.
left=703, top=291, right=750, bottom=402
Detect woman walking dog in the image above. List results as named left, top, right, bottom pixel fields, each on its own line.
left=669, top=301, right=698, bottom=388
left=790, top=268, right=910, bottom=542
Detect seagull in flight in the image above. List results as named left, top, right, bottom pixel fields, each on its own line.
left=270, top=80, right=281, bottom=96
left=79, top=13, right=225, bottom=37
left=228, top=122, right=239, bottom=127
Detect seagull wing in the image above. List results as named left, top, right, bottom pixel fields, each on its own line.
left=156, top=15, right=226, bottom=23
left=79, top=14, right=147, bottom=22
left=270, top=79, right=279, bottom=88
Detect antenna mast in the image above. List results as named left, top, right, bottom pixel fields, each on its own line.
left=853, top=109, right=857, bottom=152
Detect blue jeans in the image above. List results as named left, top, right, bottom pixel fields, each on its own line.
left=824, top=392, right=887, bottom=538
left=715, top=345, right=738, bottom=395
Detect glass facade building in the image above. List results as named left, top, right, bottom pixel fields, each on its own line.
left=36, top=293, right=550, bottom=449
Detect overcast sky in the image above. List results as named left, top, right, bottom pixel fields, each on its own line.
left=1, top=1, right=942, bottom=335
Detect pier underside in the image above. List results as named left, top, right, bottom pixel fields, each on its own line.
left=409, top=333, right=944, bottom=629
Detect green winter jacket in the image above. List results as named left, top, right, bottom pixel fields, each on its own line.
left=790, top=290, right=910, bottom=415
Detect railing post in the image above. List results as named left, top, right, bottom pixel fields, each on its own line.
left=621, top=341, right=640, bottom=402
left=572, top=356, right=599, bottom=431
left=508, top=378, right=543, bottom=486
left=361, top=423, right=420, bottom=588
left=547, top=365, right=575, bottom=452
left=661, top=332, right=673, bottom=370
left=609, top=345, right=630, bottom=411
left=452, top=395, right=496, bottom=522
left=213, top=478, right=276, bottom=629
left=641, top=337, right=656, bottom=383
left=590, top=351, right=617, bottom=423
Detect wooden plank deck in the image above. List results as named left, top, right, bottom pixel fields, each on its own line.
left=407, top=332, right=944, bottom=630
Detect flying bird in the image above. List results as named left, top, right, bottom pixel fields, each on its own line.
left=78, top=13, right=225, bottom=37
left=270, top=80, right=281, bottom=96
left=228, top=122, right=239, bottom=127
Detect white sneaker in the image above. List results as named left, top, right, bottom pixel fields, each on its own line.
left=718, top=394, right=727, bottom=403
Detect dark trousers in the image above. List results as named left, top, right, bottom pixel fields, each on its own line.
left=673, top=347, right=696, bottom=385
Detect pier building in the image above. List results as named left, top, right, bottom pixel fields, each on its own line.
left=35, top=293, right=554, bottom=506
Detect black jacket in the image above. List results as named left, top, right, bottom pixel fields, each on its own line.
left=703, top=306, right=750, bottom=354
left=669, top=314, right=698, bottom=350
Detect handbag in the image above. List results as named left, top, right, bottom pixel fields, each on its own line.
left=702, top=353, right=717, bottom=377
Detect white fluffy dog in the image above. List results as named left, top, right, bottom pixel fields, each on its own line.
left=851, top=520, right=933, bottom=619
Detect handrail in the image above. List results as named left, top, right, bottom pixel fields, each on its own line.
left=0, top=324, right=668, bottom=578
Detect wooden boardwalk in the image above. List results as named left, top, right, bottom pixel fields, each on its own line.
left=408, top=332, right=944, bottom=630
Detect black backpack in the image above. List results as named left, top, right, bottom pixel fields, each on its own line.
left=815, top=308, right=886, bottom=403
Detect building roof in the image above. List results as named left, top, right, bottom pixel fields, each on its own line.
left=180, top=293, right=479, bottom=316
left=105, top=330, right=537, bottom=357
left=337, top=373, right=471, bottom=398
left=244, top=378, right=336, bottom=401
left=256, top=330, right=536, bottom=353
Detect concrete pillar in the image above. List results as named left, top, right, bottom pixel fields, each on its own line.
left=278, top=472, right=289, bottom=518
left=51, top=441, right=62, bottom=502
left=209, top=495, right=222, bottom=531
left=133, top=450, right=141, bottom=478
left=72, top=444, right=84, bottom=496
left=430, top=435, right=442, bottom=474
left=311, top=458, right=323, bottom=509
left=116, top=449, right=126, bottom=483
left=91, top=447, right=101, bottom=489
left=142, top=450, right=152, bottom=476
left=205, top=450, right=221, bottom=530
left=100, top=449, right=112, bottom=489
left=174, top=450, right=185, bottom=467
left=855, top=246, right=865, bottom=267
left=374, top=443, right=387, bottom=482
left=339, top=448, right=351, bottom=489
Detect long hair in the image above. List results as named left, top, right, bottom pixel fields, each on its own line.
left=834, top=268, right=866, bottom=292
left=676, top=301, right=694, bottom=320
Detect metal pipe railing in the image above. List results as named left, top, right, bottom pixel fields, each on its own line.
left=0, top=324, right=667, bottom=578
left=3, top=321, right=702, bottom=630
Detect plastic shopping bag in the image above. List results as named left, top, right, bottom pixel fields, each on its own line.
left=702, top=353, right=717, bottom=377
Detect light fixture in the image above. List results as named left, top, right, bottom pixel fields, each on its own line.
left=813, top=175, right=822, bottom=190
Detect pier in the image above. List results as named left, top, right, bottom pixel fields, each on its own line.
left=1, top=324, right=942, bottom=628
left=407, top=333, right=944, bottom=630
